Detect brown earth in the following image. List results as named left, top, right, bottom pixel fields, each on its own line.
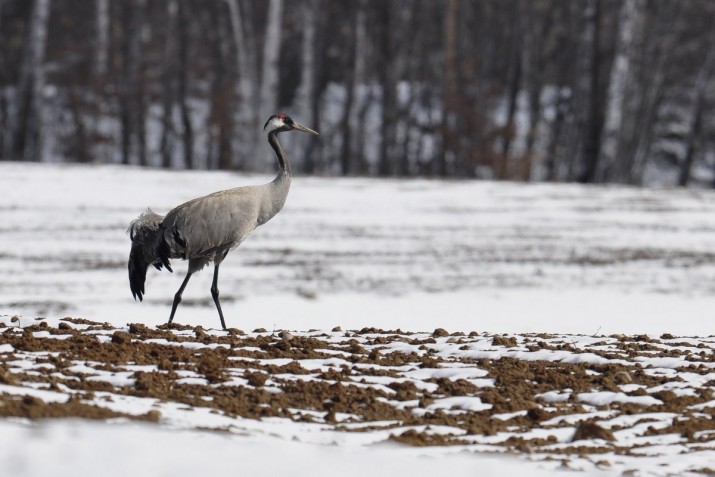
left=0, top=320, right=713, bottom=461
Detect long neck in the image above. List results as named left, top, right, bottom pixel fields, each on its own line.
left=268, top=130, right=290, bottom=177
left=258, top=130, right=291, bottom=225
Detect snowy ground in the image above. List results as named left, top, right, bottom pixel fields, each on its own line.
left=1, top=162, right=714, bottom=476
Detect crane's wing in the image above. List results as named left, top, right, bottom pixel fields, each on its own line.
left=159, top=188, right=262, bottom=261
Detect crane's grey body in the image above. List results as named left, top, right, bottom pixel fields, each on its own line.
left=161, top=174, right=289, bottom=272
left=128, top=115, right=318, bottom=329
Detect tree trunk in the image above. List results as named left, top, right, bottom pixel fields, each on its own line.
left=630, top=2, right=681, bottom=185
left=226, top=0, right=257, bottom=169
left=301, top=0, right=325, bottom=174
left=679, top=31, right=715, bottom=187
left=119, top=0, right=146, bottom=166
left=557, top=1, right=586, bottom=181
left=545, top=88, right=569, bottom=181
left=346, top=0, right=367, bottom=175
left=208, top=4, right=233, bottom=170
left=93, top=0, right=109, bottom=79
left=338, top=1, right=358, bottom=176
left=68, top=90, right=89, bottom=163
left=597, top=0, right=645, bottom=183
left=378, top=3, right=397, bottom=177
left=294, top=0, right=318, bottom=173
left=499, top=0, right=523, bottom=174
left=160, top=0, right=179, bottom=169
left=577, top=0, right=603, bottom=183
left=395, top=3, right=416, bottom=177
left=521, top=3, right=554, bottom=181
left=11, top=0, right=51, bottom=162
left=257, top=0, right=283, bottom=170
left=177, top=1, right=193, bottom=169
left=439, top=0, right=459, bottom=177
left=543, top=4, right=577, bottom=182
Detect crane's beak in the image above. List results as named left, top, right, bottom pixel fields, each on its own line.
left=292, top=122, right=319, bottom=135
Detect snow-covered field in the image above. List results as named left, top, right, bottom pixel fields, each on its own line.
left=3, top=162, right=715, bottom=335
left=1, top=162, right=714, bottom=476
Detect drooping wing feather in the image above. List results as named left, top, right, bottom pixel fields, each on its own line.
left=127, top=209, right=167, bottom=300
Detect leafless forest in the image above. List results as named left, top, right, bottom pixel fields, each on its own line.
left=0, top=0, right=713, bottom=185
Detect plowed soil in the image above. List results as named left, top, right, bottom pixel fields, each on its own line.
left=1, top=318, right=714, bottom=473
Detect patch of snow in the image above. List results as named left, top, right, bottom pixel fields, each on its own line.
left=577, top=392, right=663, bottom=407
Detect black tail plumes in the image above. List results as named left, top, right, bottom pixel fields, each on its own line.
left=127, top=210, right=170, bottom=301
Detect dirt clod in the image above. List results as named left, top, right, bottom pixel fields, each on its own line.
left=111, top=331, right=131, bottom=345
left=492, top=336, right=518, bottom=348
left=572, top=422, right=615, bottom=442
left=432, top=328, right=449, bottom=338
left=245, top=371, right=268, bottom=387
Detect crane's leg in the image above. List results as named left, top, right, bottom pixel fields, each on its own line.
left=168, top=271, right=193, bottom=324
left=210, top=263, right=227, bottom=330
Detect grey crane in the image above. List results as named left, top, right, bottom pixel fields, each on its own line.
left=128, top=114, right=318, bottom=329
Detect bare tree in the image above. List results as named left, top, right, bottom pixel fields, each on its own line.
left=348, top=0, right=369, bottom=175
left=294, top=0, right=318, bottom=173
left=499, top=0, right=523, bottom=172
left=439, top=0, right=459, bottom=177
left=1, top=0, right=713, bottom=186
left=678, top=29, right=715, bottom=186
left=177, top=1, right=193, bottom=169
left=520, top=2, right=554, bottom=181
left=597, top=0, right=645, bottom=183
left=378, top=2, right=410, bottom=177
left=226, top=0, right=257, bottom=169
left=119, top=0, right=147, bottom=166
left=576, top=0, right=603, bottom=183
left=259, top=0, right=283, bottom=117
left=208, top=3, right=233, bottom=170
left=256, top=0, right=284, bottom=169
left=159, top=0, right=179, bottom=169
left=93, top=0, right=109, bottom=79
left=630, top=2, right=682, bottom=185
left=337, top=0, right=357, bottom=176
left=10, top=0, right=51, bottom=162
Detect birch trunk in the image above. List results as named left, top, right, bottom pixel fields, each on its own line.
left=597, top=0, right=645, bottom=182
left=348, top=0, right=368, bottom=175
left=294, top=0, right=317, bottom=173
left=256, top=0, right=283, bottom=170
left=11, top=0, right=51, bottom=162
left=439, top=0, right=459, bottom=177
left=259, top=0, right=283, bottom=117
left=226, top=0, right=256, bottom=169
left=378, top=3, right=399, bottom=177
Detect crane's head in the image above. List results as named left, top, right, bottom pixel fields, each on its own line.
left=264, top=114, right=319, bottom=136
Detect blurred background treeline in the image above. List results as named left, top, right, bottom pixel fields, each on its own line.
left=0, top=0, right=713, bottom=186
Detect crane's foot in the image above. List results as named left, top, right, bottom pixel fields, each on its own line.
left=168, top=291, right=183, bottom=324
